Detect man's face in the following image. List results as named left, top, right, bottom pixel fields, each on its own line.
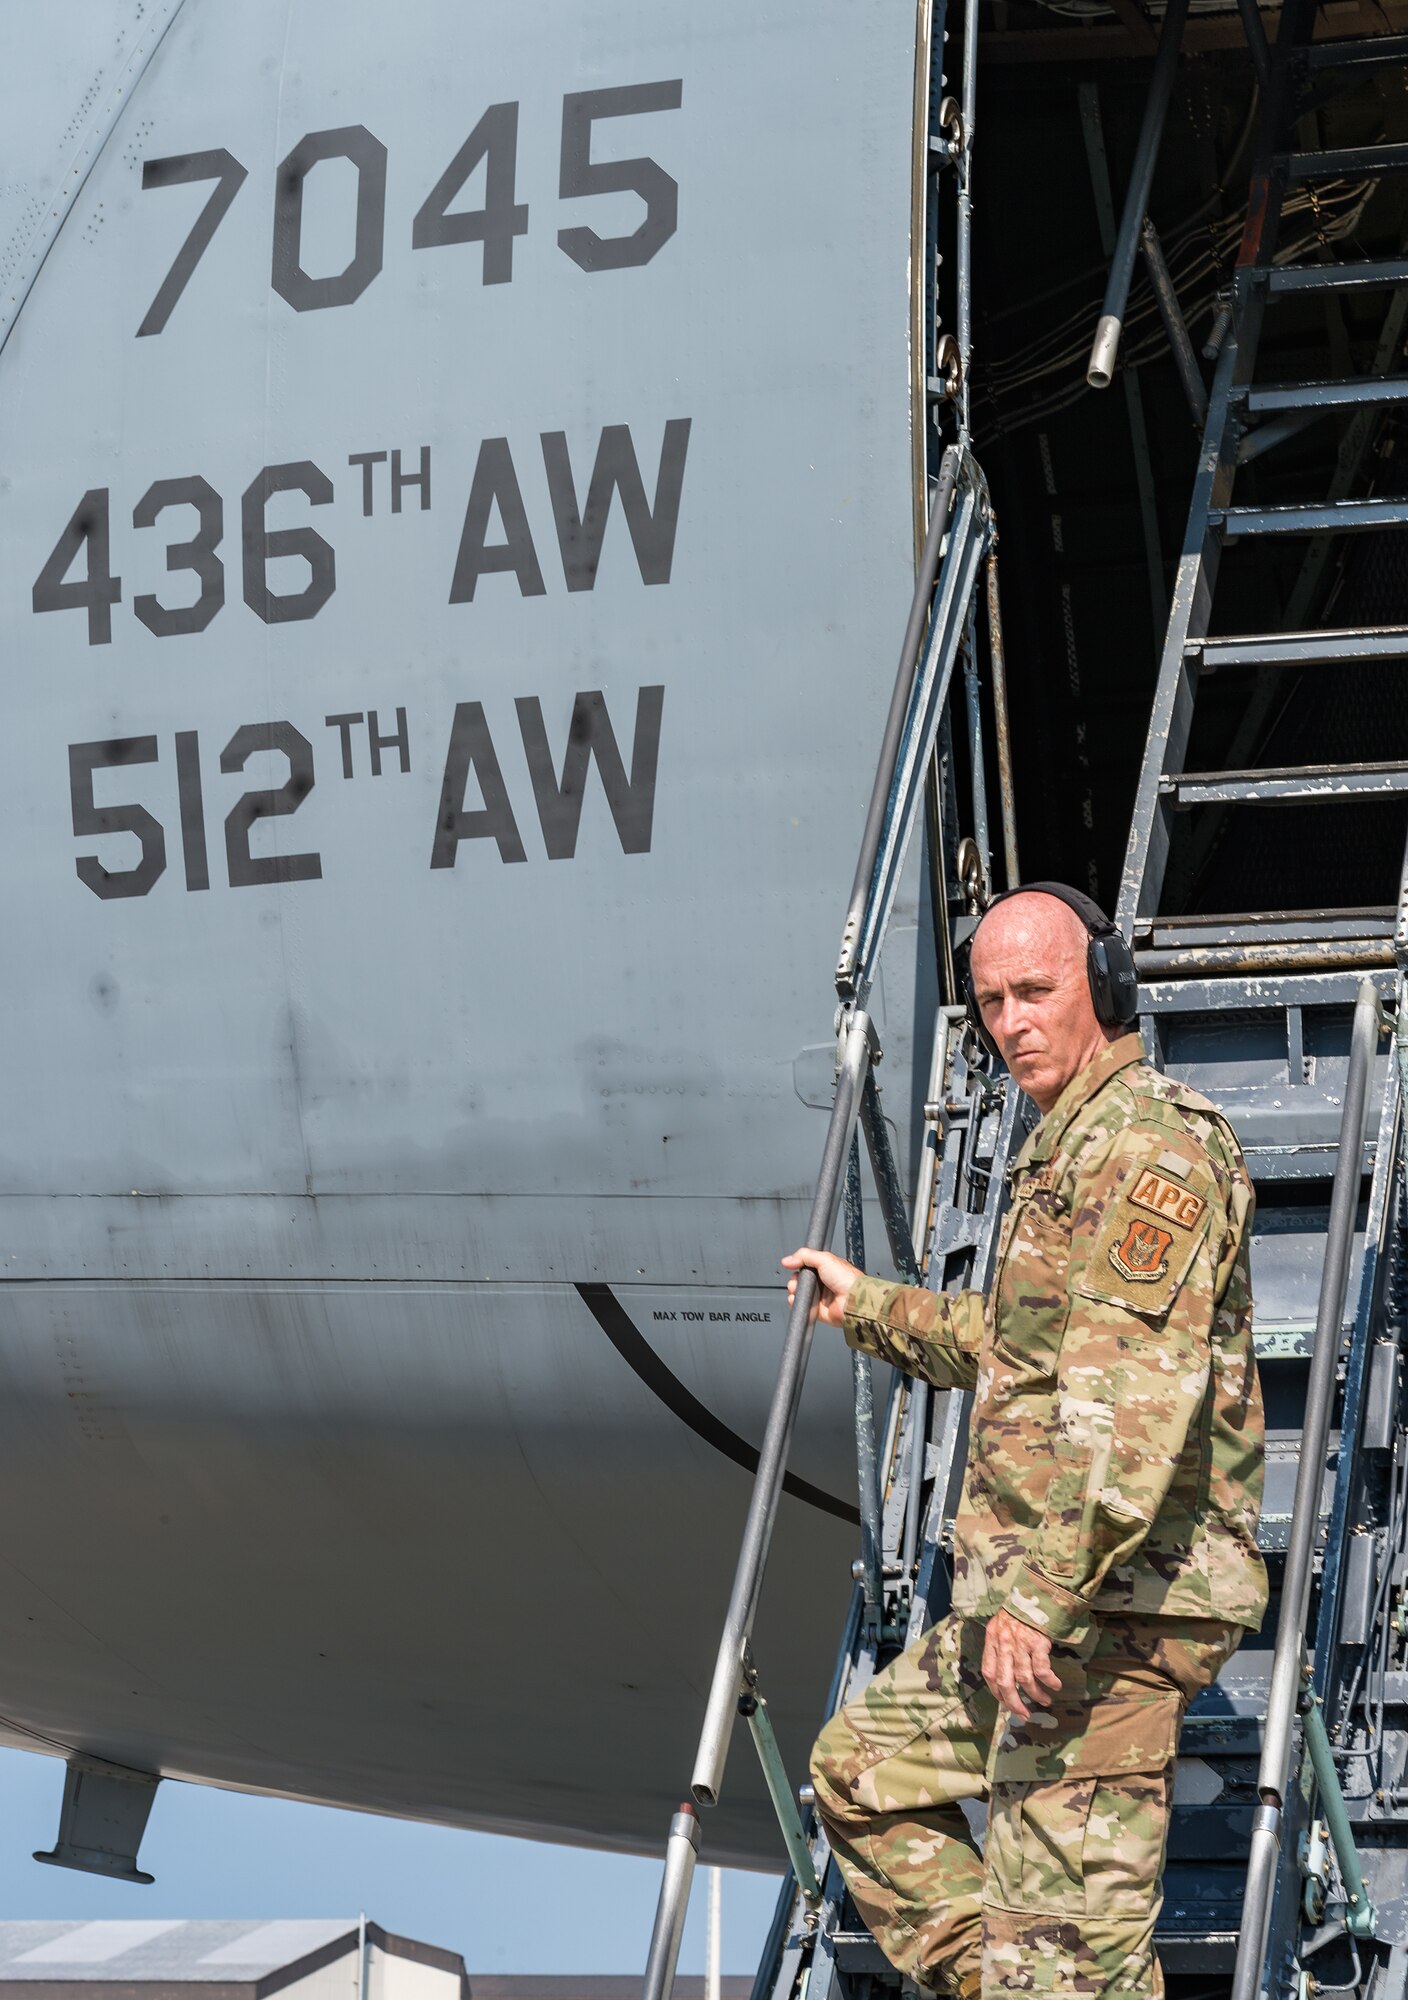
left=969, top=895, right=1112, bottom=1113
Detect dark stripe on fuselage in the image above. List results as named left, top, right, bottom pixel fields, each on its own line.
left=576, top=1282, right=860, bottom=1527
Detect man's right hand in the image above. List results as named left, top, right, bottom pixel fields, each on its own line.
left=781, top=1248, right=863, bottom=1327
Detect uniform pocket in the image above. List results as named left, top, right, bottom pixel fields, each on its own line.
left=988, top=1666, right=1180, bottom=1785
left=1081, top=1767, right=1173, bottom=1918
left=985, top=1775, right=1093, bottom=1916
left=992, top=1192, right=1071, bottom=1377
left=984, top=1674, right=1181, bottom=1920
left=985, top=1763, right=1172, bottom=1921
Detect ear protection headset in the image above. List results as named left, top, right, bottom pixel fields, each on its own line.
left=962, top=881, right=1139, bottom=1060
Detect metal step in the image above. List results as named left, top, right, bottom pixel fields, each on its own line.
left=1162, top=760, right=1408, bottom=804
left=1144, top=912, right=1400, bottom=940
left=1241, top=374, right=1408, bottom=414
left=1157, top=1886, right=1243, bottom=1978
left=1167, top=1803, right=1256, bottom=1856
left=1268, top=255, right=1408, bottom=295
left=1137, top=906, right=1395, bottom=943
left=1304, top=30, right=1408, bottom=70
left=832, top=1935, right=894, bottom=1975
left=1283, top=141, right=1408, bottom=184
left=1136, top=936, right=1396, bottom=975
left=1255, top=1323, right=1317, bottom=1361
left=1181, top=1713, right=1266, bottom=1756
left=1192, top=626, right=1408, bottom=670
left=1212, top=496, right=1408, bottom=537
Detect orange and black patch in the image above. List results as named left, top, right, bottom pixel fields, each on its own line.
left=1129, top=1167, right=1206, bottom=1232
left=1109, top=1217, right=1175, bottom=1284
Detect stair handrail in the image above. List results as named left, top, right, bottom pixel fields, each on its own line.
left=1230, top=977, right=1385, bottom=2000
left=638, top=448, right=992, bottom=2000
left=836, top=446, right=959, bottom=1003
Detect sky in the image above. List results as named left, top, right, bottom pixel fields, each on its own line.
left=0, top=1746, right=783, bottom=1975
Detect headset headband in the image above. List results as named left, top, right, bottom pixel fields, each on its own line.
left=975, top=881, right=1118, bottom=941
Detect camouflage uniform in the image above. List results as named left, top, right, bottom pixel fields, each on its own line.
left=810, top=1034, right=1267, bottom=1999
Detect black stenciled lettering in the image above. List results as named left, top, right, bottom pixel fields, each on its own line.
left=558, top=81, right=682, bottom=273
left=430, top=702, right=527, bottom=868
left=69, top=737, right=166, bottom=899
left=33, top=489, right=121, bottom=646
left=412, top=103, right=528, bottom=285
left=541, top=419, right=690, bottom=590
left=220, top=722, right=322, bottom=887
left=325, top=713, right=364, bottom=779
left=391, top=447, right=431, bottom=513
left=132, top=476, right=224, bottom=636
left=348, top=451, right=387, bottom=517
left=449, top=438, right=545, bottom=602
left=242, top=462, right=336, bottom=623
left=138, top=150, right=248, bottom=336
left=273, top=126, right=387, bottom=313
left=368, top=708, right=410, bottom=776
left=515, top=686, right=664, bottom=858
left=174, top=729, right=210, bottom=892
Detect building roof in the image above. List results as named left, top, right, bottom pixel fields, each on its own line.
left=0, top=1926, right=359, bottom=1984
left=467, top=1984, right=751, bottom=2000
left=0, top=1929, right=745, bottom=2000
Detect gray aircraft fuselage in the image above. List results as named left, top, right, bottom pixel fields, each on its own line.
left=0, top=0, right=931, bottom=1867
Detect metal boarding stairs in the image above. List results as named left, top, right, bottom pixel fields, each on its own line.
left=637, top=2, right=1408, bottom=1997
left=1124, top=4, right=1408, bottom=1991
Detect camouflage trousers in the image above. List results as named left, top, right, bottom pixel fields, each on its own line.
left=810, top=1611, right=1240, bottom=1999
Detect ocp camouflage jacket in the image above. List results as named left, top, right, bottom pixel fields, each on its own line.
left=843, top=1033, right=1268, bottom=1644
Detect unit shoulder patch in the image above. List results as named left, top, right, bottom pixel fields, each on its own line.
left=1129, top=1165, right=1207, bottom=1232
left=1109, top=1218, right=1175, bottom=1283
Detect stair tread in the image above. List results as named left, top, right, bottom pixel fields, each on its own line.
left=1242, top=374, right=1408, bottom=412
left=1269, top=254, right=1408, bottom=293
left=1193, top=625, right=1408, bottom=668
left=1282, top=140, right=1408, bottom=182
left=1169, top=758, right=1408, bottom=782
left=1213, top=495, right=1408, bottom=535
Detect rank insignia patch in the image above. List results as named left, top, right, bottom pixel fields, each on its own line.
left=1130, top=1166, right=1206, bottom=1231
left=1110, top=1217, right=1175, bottom=1283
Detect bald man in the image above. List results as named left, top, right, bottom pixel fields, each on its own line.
left=784, top=887, right=1266, bottom=2000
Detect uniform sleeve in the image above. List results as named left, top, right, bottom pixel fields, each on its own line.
left=1003, top=1125, right=1227, bottom=1646
left=843, top=1273, right=983, bottom=1391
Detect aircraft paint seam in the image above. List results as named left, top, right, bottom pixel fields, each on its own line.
left=0, top=0, right=190, bottom=357
left=575, top=1282, right=859, bottom=1526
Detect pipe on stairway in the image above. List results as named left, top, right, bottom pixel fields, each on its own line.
left=837, top=449, right=960, bottom=999
left=1230, top=978, right=1383, bottom=2000
left=984, top=547, right=1020, bottom=893
left=738, top=1692, right=823, bottom=1908
left=1086, top=0, right=1190, bottom=390
left=844, top=1134, right=884, bottom=1616
left=1301, top=1688, right=1378, bottom=1937
left=642, top=1807, right=701, bottom=2000
left=1139, top=215, right=1208, bottom=428
left=637, top=1013, right=873, bottom=2000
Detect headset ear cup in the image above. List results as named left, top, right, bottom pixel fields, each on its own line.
left=1087, top=935, right=1140, bottom=1028
left=1108, top=931, right=1140, bottom=1025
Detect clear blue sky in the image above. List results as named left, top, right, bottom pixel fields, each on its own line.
left=0, top=1747, right=782, bottom=1975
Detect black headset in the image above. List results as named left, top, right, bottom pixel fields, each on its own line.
left=961, top=881, right=1139, bottom=1060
